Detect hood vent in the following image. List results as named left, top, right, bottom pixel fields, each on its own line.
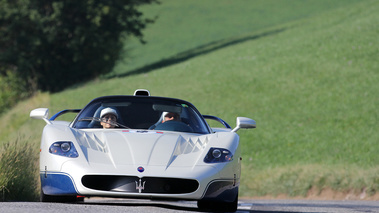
left=72, top=130, right=108, bottom=153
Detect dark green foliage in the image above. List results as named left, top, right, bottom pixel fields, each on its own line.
left=0, top=71, right=29, bottom=114
left=0, top=0, right=158, bottom=92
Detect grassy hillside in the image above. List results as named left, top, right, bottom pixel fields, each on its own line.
left=111, top=0, right=363, bottom=77
left=1, top=0, right=378, bottom=200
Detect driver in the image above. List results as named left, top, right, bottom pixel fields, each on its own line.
left=100, top=108, right=118, bottom=129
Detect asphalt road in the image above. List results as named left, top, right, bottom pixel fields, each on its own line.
left=1, top=198, right=379, bottom=213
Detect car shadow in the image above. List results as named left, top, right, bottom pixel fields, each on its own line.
left=105, top=28, right=286, bottom=79
left=79, top=200, right=206, bottom=212
left=78, top=199, right=314, bottom=213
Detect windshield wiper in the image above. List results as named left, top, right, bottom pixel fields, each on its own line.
left=77, top=117, right=129, bottom=129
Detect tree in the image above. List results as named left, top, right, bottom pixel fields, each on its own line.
left=0, top=0, right=158, bottom=92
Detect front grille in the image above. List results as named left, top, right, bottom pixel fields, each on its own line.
left=82, top=175, right=199, bottom=194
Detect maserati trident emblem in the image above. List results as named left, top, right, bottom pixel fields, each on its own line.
left=135, top=179, right=146, bottom=193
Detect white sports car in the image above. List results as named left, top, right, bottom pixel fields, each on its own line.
left=30, top=89, right=256, bottom=212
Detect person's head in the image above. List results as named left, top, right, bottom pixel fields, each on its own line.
left=161, top=112, right=180, bottom=123
left=100, top=108, right=118, bottom=129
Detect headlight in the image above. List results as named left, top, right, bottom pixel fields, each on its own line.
left=204, top=147, right=233, bottom=163
left=49, top=141, right=79, bottom=158
left=60, top=142, right=71, bottom=152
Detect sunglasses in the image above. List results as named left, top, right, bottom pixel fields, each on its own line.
left=101, top=115, right=116, bottom=122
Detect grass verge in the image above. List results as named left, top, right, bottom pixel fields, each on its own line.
left=0, top=137, right=39, bottom=201
left=240, top=164, right=379, bottom=199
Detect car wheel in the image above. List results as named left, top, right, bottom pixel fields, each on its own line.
left=40, top=188, right=80, bottom=203
left=197, top=193, right=238, bottom=212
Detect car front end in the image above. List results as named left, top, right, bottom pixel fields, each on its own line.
left=39, top=125, right=241, bottom=201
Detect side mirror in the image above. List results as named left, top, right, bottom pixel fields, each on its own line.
left=232, top=117, right=256, bottom=132
left=30, top=108, right=52, bottom=124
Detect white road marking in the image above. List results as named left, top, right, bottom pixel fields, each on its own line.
left=238, top=201, right=253, bottom=210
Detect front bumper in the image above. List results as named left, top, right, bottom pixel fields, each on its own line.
left=40, top=172, right=77, bottom=196
left=40, top=160, right=239, bottom=201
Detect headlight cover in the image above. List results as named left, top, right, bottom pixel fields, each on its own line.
left=49, top=142, right=79, bottom=158
left=204, top=147, right=233, bottom=163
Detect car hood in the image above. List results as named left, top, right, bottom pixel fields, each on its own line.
left=71, top=129, right=213, bottom=168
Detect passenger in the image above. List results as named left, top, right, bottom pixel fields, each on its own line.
left=149, top=111, right=181, bottom=130
left=100, top=108, right=118, bottom=129
left=161, top=112, right=180, bottom=123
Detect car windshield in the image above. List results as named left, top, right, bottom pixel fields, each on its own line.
left=71, top=96, right=211, bottom=134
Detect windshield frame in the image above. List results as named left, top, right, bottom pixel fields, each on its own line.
left=70, top=95, right=212, bottom=134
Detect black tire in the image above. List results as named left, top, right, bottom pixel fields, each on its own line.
left=197, top=194, right=238, bottom=212
left=40, top=188, right=81, bottom=203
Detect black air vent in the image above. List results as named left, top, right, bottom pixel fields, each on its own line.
left=82, top=175, right=199, bottom=194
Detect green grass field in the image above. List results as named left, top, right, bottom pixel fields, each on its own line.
left=1, top=0, right=378, bottom=200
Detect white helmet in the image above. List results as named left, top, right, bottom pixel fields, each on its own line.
left=161, top=111, right=180, bottom=120
left=100, top=108, right=118, bottom=119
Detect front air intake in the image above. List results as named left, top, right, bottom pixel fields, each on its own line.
left=82, top=175, right=198, bottom=194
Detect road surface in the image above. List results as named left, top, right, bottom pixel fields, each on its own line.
left=1, top=198, right=378, bottom=212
